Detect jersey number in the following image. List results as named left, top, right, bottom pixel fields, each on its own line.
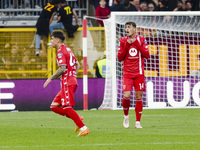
left=139, top=83, right=144, bottom=90
left=64, top=6, right=72, bottom=15
left=44, top=3, right=54, bottom=12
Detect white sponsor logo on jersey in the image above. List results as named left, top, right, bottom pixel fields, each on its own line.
left=129, top=48, right=137, bottom=56
left=59, top=60, right=63, bottom=63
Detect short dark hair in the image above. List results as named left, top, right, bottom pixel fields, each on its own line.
left=125, top=21, right=136, bottom=28
left=51, top=0, right=60, bottom=5
left=52, top=31, right=65, bottom=42
left=59, top=0, right=66, bottom=4
left=124, top=0, right=129, bottom=7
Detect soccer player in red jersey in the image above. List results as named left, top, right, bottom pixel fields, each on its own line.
left=43, top=31, right=90, bottom=136
left=117, top=22, right=149, bottom=129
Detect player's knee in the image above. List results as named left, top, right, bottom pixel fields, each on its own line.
left=124, top=91, right=131, bottom=98
left=135, top=91, right=143, bottom=99
left=51, top=102, right=60, bottom=107
left=135, top=94, right=142, bottom=100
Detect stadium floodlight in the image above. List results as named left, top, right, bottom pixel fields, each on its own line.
left=99, top=11, right=200, bottom=110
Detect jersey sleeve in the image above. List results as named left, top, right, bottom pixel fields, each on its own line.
left=117, top=38, right=131, bottom=61
left=57, top=51, right=67, bottom=66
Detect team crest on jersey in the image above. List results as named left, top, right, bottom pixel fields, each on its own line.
left=58, top=53, right=63, bottom=56
left=129, top=48, right=137, bottom=56
left=58, top=53, right=63, bottom=58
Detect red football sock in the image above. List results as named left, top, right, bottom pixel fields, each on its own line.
left=122, top=97, right=130, bottom=116
left=135, top=99, right=143, bottom=122
left=50, top=105, right=70, bottom=118
left=64, top=107, right=85, bottom=128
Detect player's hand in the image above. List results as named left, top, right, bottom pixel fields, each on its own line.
left=43, top=78, right=52, bottom=88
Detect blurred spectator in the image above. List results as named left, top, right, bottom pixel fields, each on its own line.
left=124, top=0, right=131, bottom=11
left=3, top=42, right=12, bottom=57
left=95, top=0, right=110, bottom=27
left=19, top=55, right=32, bottom=77
left=90, top=0, right=109, bottom=9
left=129, top=0, right=140, bottom=11
left=110, top=0, right=125, bottom=11
left=35, top=40, right=47, bottom=68
left=32, top=0, right=45, bottom=9
left=11, top=44, right=21, bottom=64
left=148, top=3, right=155, bottom=11
left=140, top=0, right=158, bottom=10
left=49, top=0, right=79, bottom=38
left=165, top=0, right=178, bottom=11
left=95, top=51, right=106, bottom=78
left=185, top=1, right=192, bottom=11
left=147, top=3, right=156, bottom=24
left=10, top=0, right=30, bottom=9
left=157, top=0, right=168, bottom=11
left=3, top=57, right=14, bottom=79
left=18, top=47, right=36, bottom=77
left=140, top=1, right=148, bottom=11
left=173, top=0, right=185, bottom=11
left=35, top=0, right=60, bottom=56
left=0, top=0, right=9, bottom=8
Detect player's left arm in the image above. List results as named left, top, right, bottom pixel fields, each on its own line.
left=133, top=37, right=149, bottom=59
left=43, top=65, right=66, bottom=88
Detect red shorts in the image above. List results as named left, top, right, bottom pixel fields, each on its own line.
left=53, top=85, right=77, bottom=107
left=123, top=75, right=145, bottom=91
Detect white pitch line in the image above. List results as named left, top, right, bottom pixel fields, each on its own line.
left=0, top=142, right=196, bottom=148
left=0, top=114, right=183, bottom=120
left=84, top=114, right=184, bottom=118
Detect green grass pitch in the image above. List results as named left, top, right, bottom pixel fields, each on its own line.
left=0, top=109, right=200, bottom=150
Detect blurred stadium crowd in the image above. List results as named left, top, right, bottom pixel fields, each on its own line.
left=0, top=0, right=199, bottom=79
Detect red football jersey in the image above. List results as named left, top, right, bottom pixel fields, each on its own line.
left=117, top=35, right=149, bottom=78
left=57, top=44, right=78, bottom=86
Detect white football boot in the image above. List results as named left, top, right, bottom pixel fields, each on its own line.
left=135, top=121, right=142, bottom=129
left=123, top=115, right=129, bottom=128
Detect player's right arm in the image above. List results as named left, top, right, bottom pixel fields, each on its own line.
left=43, top=65, right=66, bottom=88
left=117, top=38, right=131, bottom=61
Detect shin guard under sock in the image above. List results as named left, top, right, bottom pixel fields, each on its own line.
left=122, top=97, right=130, bottom=116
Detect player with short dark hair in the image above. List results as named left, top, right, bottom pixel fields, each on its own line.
left=35, top=0, right=60, bottom=56
left=118, top=21, right=149, bottom=129
left=43, top=31, right=90, bottom=136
